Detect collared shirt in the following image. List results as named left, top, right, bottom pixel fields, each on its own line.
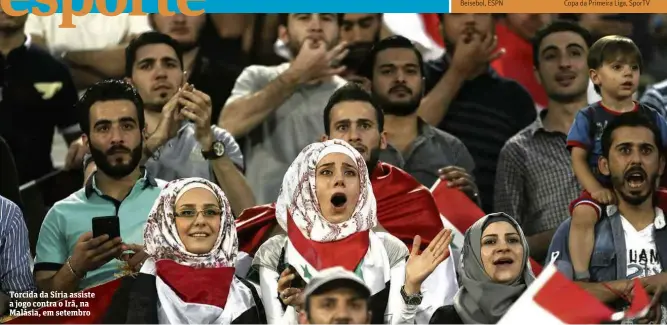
left=148, top=123, right=244, bottom=180
left=226, top=63, right=346, bottom=204
left=424, top=58, right=537, bottom=213
left=0, top=196, right=35, bottom=293
left=34, top=170, right=165, bottom=290
left=379, top=119, right=475, bottom=188
left=0, top=35, right=79, bottom=184
left=494, top=110, right=581, bottom=236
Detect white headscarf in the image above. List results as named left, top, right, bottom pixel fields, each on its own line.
left=144, top=177, right=238, bottom=268
left=275, top=139, right=377, bottom=242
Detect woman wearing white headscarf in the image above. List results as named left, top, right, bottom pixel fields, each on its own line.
left=251, top=139, right=450, bottom=324
left=429, top=212, right=535, bottom=324
left=103, top=177, right=266, bottom=324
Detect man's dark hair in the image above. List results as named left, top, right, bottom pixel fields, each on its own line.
left=359, top=35, right=424, bottom=81
left=323, top=82, right=384, bottom=135
left=601, top=111, right=663, bottom=158
left=125, top=31, right=184, bottom=77
left=304, top=280, right=370, bottom=318
left=532, top=20, right=593, bottom=68
left=588, top=35, right=642, bottom=94
left=278, top=13, right=344, bottom=27
left=78, top=79, right=145, bottom=136
left=359, top=35, right=424, bottom=80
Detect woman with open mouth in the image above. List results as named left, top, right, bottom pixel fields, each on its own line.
left=429, top=212, right=535, bottom=324
left=103, top=177, right=266, bottom=324
left=251, top=139, right=450, bottom=324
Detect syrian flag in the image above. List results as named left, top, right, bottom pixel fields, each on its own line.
left=430, top=179, right=544, bottom=276
left=499, top=264, right=651, bottom=324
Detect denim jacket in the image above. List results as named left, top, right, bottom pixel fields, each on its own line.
left=547, top=206, right=667, bottom=308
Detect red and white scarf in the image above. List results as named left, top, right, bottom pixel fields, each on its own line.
left=276, top=140, right=377, bottom=273
left=143, top=177, right=239, bottom=313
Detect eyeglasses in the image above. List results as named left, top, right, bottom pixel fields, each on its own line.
left=174, top=208, right=222, bottom=218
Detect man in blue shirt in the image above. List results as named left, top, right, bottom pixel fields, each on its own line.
left=0, top=195, right=34, bottom=315
left=34, top=80, right=165, bottom=293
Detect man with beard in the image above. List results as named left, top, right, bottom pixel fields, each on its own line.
left=84, top=32, right=254, bottom=216
left=361, top=35, right=476, bottom=196
left=219, top=13, right=348, bottom=204
left=418, top=13, right=536, bottom=212
left=494, top=21, right=593, bottom=263
left=548, top=111, right=667, bottom=319
left=34, top=80, right=166, bottom=293
left=0, top=12, right=82, bottom=184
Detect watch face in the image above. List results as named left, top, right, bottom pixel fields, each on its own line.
left=213, top=141, right=225, bottom=157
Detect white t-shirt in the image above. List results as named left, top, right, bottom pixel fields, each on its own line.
left=619, top=208, right=667, bottom=324
left=621, top=216, right=662, bottom=279
left=24, top=14, right=151, bottom=54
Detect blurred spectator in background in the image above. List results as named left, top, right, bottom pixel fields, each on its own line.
left=0, top=13, right=82, bottom=184
left=208, top=14, right=252, bottom=67
left=494, top=21, right=592, bottom=262
left=26, top=14, right=151, bottom=92
left=640, top=78, right=667, bottom=116
left=644, top=14, right=667, bottom=83
left=219, top=13, right=347, bottom=204
left=339, top=42, right=373, bottom=90
left=0, top=137, right=21, bottom=209
left=420, top=13, right=536, bottom=213
left=493, top=14, right=555, bottom=109
left=362, top=36, right=477, bottom=195
left=340, top=14, right=382, bottom=44
left=149, top=14, right=243, bottom=126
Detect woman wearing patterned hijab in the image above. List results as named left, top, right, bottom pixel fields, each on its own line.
left=103, top=177, right=265, bottom=324
left=252, top=139, right=448, bottom=324
left=429, top=212, right=535, bottom=324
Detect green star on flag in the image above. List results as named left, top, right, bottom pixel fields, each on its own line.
left=301, top=265, right=312, bottom=280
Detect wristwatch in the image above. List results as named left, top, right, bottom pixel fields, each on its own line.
left=400, top=285, right=423, bottom=306
left=201, top=141, right=225, bottom=160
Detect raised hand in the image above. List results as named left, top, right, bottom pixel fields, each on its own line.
left=289, top=39, right=349, bottom=84
left=404, top=229, right=453, bottom=292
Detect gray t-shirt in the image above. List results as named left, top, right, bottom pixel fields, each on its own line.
left=225, top=63, right=346, bottom=204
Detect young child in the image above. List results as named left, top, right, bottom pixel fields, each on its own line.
left=566, top=35, right=667, bottom=281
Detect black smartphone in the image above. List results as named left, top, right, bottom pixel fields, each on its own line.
left=92, top=216, right=121, bottom=239
left=287, top=265, right=307, bottom=289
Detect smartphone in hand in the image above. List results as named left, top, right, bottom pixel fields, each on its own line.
left=92, top=216, right=121, bottom=239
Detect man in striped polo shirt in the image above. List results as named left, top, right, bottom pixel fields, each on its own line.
left=0, top=195, right=35, bottom=315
